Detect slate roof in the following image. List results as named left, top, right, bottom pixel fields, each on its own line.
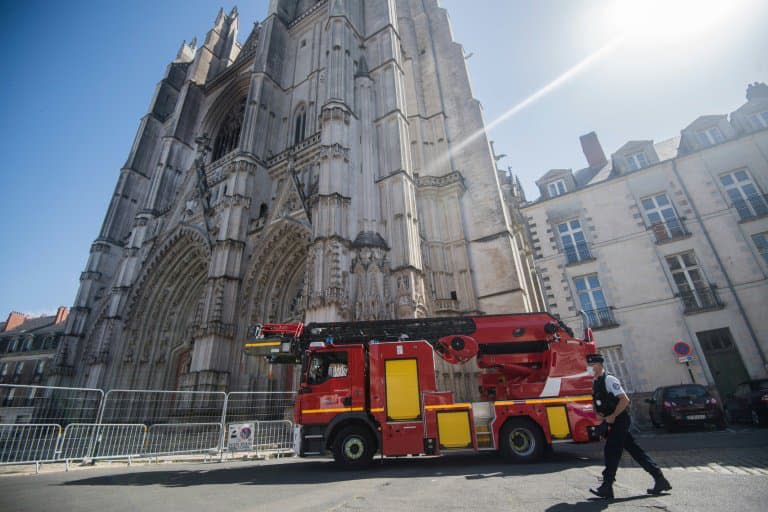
left=0, top=315, right=56, bottom=336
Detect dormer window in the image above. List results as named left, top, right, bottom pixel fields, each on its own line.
left=748, top=111, right=768, bottom=130
left=626, top=151, right=649, bottom=171
left=547, top=179, right=567, bottom=197
left=696, top=126, right=725, bottom=147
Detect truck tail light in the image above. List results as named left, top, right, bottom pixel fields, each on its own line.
left=706, top=398, right=717, bottom=405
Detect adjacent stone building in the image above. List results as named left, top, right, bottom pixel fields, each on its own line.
left=521, top=83, right=768, bottom=406
left=0, top=308, right=68, bottom=423
left=51, top=0, right=541, bottom=395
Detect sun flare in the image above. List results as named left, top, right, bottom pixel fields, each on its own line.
left=610, top=0, right=742, bottom=42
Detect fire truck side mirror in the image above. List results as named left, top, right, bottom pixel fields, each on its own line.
left=544, top=322, right=558, bottom=335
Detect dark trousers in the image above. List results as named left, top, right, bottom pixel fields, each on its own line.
left=603, top=413, right=662, bottom=484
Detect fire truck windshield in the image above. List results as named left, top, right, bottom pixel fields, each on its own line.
left=307, top=351, right=349, bottom=385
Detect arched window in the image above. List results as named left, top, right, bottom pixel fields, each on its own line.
left=212, top=97, right=246, bottom=161
left=293, top=105, right=306, bottom=146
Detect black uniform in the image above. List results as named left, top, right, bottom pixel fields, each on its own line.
left=593, top=373, right=662, bottom=485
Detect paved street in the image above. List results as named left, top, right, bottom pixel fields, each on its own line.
left=1, top=428, right=767, bottom=512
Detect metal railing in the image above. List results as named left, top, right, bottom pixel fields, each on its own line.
left=146, top=423, right=222, bottom=458
left=733, top=194, right=768, bottom=221
left=678, top=286, right=723, bottom=314
left=650, top=218, right=689, bottom=243
left=253, top=420, right=294, bottom=455
left=0, top=385, right=297, bottom=469
left=563, top=242, right=593, bottom=265
left=584, top=308, right=619, bottom=329
left=0, top=424, right=61, bottom=465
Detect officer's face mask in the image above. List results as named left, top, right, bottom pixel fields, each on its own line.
left=587, top=365, right=596, bottom=376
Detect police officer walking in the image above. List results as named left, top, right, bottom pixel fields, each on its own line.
left=587, top=353, right=671, bottom=499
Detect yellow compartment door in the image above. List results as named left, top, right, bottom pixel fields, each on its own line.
left=546, top=405, right=571, bottom=440
left=437, top=411, right=472, bottom=449
left=385, top=359, right=421, bottom=421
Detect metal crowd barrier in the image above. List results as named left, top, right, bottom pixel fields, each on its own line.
left=146, top=422, right=222, bottom=458
left=254, top=420, right=294, bottom=455
left=0, top=424, right=61, bottom=465
left=0, top=384, right=297, bottom=470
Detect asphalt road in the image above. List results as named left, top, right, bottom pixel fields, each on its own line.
left=1, top=428, right=767, bottom=512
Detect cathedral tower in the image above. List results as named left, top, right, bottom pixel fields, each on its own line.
left=51, top=0, right=543, bottom=398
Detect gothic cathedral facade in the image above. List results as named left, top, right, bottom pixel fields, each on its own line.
left=51, top=0, right=544, bottom=395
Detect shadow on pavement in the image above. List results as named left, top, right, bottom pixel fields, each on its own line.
left=545, top=494, right=660, bottom=512
left=61, top=452, right=597, bottom=488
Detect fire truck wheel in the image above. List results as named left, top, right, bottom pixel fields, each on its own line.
left=500, top=418, right=544, bottom=463
left=332, top=425, right=375, bottom=469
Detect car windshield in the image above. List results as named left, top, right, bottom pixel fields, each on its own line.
left=752, top=380, right=768, bottom=391
left=664, top=386, right=709, bottom=399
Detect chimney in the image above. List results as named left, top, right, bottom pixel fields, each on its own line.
left=580, top=131, right=607, bottom=168
left=746, top=82, right=768, bottom=101
left=3, top=311, right=28, bottom=332
left=55, top=306, right=69, bottom=325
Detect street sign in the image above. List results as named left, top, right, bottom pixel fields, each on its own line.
left=673, top=341, right=692, bottom=357
left=677, top=355, right=694, bottom=364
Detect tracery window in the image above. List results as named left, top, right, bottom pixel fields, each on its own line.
left=212, top=97, right=246, bottom=161
left=293, top=105, right=306, bottom=146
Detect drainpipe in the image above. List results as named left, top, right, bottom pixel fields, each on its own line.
left=671, top=159, right=767, bottom=369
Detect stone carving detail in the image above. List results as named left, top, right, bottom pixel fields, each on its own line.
left=351, top=246, right=390, bottom=320
left=318, top=143, right=350, bottom=161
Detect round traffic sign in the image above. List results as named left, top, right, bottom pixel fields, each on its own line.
left=673, top=341, right=691, bottom=356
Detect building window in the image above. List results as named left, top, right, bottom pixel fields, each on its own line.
left=574, top=274, right=616, bottom=328
left=293, top=105, right=307, bottom=146
left=14, top=361, right=24, bottom=376
left=696, top=126, right=725, bottom=147
left=747, top=111, right=768, bottom=130
left=600, top=345, right=634, bottom=392
left=0, top=362, right=7, bottom=376
left=7, top=339, right=18, bottom=353
left=626, top=151, right=649, bottom=171
left=558, top=219, right=592, bottom=264
left=3, top=388, right=15, bottom=407
left=212, top=97, right=246, bottom=161
left=666, top=252, right=721, bottom=313
left=547, top=179, right=567, bottom=197
left=21, top=338, right=32, bottom=352
left=719, top=168, right=768, bottom=220
left=641, top=192, right=686, bottom=242
left=34, top=360, right=46, bottom=376
left=753, top=232, right=768, bottom=265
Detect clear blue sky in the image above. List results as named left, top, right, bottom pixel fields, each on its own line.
left=0, top=0, right=766, bottom=318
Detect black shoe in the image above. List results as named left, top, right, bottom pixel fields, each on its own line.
left=647, top=476, right=671, bottom=495
left=589, top=482, right=614, bottom=499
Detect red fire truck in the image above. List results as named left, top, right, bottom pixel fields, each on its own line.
left=244, top=313, right=602, bottom=468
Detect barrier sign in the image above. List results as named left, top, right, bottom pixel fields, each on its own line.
left=228, top=423, right=255, bottom=451
left=677, top=355, right=694, bottom=364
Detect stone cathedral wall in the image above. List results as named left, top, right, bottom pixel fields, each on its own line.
left=51, top=0, right=542, bottom=401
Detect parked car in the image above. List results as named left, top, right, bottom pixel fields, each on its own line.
left=724, top=379, right=768, bottom=427
left=646, top=384, right=725, bottom=432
